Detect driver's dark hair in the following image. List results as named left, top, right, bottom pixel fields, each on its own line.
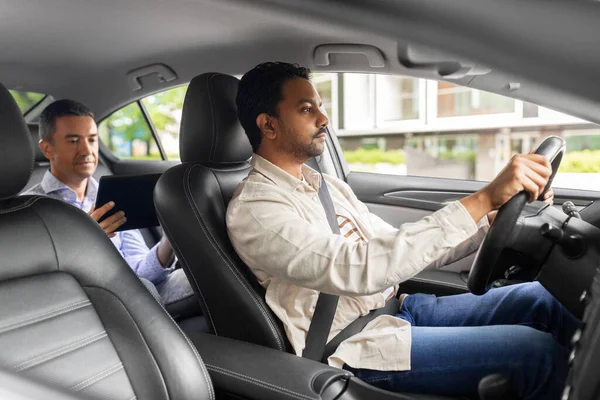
left=236, top=62, right=311, bottom=152
left=39, top=99, right=94, bottom=143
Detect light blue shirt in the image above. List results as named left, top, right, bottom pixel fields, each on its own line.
left=24, top=171, right=170, bottom=284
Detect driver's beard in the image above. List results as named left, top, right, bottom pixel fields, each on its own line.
left=280, top=125, right=325, bottom=161
left=299, top=140, right=325, bottom=160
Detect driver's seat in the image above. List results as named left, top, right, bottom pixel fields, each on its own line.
left=0, top=84, right=213, bottom=399
left=155, top=73, right=291, bottom=352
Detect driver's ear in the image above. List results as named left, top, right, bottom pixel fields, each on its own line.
left=256, top=113, right=277, bottom=141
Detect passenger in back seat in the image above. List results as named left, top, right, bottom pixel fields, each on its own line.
left=24, top=99, right=195, bottom=310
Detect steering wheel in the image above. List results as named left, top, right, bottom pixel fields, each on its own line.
left=467, top=136, right=566, bottom=295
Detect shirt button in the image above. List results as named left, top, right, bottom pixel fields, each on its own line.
left=423, top=255, right=430, bottom=263
left=461, top=229, right=468, bottom=235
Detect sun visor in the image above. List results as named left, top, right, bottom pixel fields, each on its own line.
left=398, top=43, right=491, bottom=79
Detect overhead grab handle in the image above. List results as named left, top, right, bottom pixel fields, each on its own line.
left=314, top=44, right=386, bottom=68
left=126, top=63, right=177, bottom=91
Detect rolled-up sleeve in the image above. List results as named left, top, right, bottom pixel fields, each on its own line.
left=227, top=188, right=479, bottom=296
left=118, top=230, right=170, bottom=284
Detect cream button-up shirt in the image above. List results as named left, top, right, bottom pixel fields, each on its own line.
left=226, top=154, right=489, bottom=371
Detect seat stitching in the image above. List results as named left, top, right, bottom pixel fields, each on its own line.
left=69, top=362, right=124, bottom=392
left=85, top=285, right=215, bottom=400
left=0, top=196, right=41, bottom=214
left=14, top=331, right=108, bottom=371
left=133, top=273, right=216, bottom=400
left=0, top=300, right=91, bottom=335
left=184, top=164, right=286, bottom=350
left=206, top=364, right=314, bottom=400
left=84, top=287, right=169, bottom=399
left=31, top=203, right=60, bottom=270
left=156, top=182, right=217, bottom=335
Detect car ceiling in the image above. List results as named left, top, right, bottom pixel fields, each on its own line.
left=2, top=0, right=600, bottom=126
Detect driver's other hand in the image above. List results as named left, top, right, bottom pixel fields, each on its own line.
left=543, top=188, right=554, bottom=205
left=484, top=153, right=552, bottom=209
left=88, top=202, right=127, bottom=238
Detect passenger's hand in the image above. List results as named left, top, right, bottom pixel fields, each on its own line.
left=89, top=202, right=126, bottom=238
left=460, top=153, right=552, bottom=223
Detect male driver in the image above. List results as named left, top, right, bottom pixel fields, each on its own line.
left=25, top=99, right=194, bottom=309
left=227, top=62, right=578, bottom=400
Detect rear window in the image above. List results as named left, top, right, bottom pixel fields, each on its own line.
left=9, top=90, right=45, bottom=114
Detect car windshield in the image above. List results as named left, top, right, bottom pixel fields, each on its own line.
left=9, top=90, right=45, bottom=114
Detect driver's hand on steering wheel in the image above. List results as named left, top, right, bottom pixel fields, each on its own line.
left=460, top=153, right=552, bottom=223
left=487, top=187, right=554, bottom=224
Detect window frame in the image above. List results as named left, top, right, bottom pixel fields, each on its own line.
left=98, top=100, right=165, bottom=161
left=138, top=100, right=167, bottom=160
left=312, top=73, right=340, bottom=130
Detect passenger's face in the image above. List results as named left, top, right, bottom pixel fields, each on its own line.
left=271, top=77, right=330, bottom=161
left=41, top=115, right=99, bottom=183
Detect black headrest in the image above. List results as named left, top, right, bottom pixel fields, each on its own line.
left=180, top=73, right=252, bottom=164
left=28, top=124, right=48, bottom=163
left=0, top=83, right=34, bottom=199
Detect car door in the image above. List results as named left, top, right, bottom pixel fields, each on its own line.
left=317, top=72, right=600, bottom=295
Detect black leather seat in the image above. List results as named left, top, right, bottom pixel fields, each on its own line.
left=155, top=73, right=291, bottom=352
left=0, top=83, right=214, bottom=400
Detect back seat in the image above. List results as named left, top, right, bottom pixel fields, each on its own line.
left=23, top=124, right=160, bottom=247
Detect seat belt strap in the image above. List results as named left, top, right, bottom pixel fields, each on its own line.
left=322, top=297, right=400, bottom=363
left=302, top=157, right=340, bottom=362
left=302, top=157, right=401, bottom=363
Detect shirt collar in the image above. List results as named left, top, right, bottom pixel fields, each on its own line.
left=40, top=170, right=99, bottom=202
left=251, top=154, right=322, bottom=193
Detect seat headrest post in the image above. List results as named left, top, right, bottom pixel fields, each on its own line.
left=0, top=84, right=34, bottom=199
left=180, top=73, right=252, bottom=164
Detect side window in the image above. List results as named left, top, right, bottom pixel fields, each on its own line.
left=9, top=90, right=45, bottom=114
left=99, top=102, right=161, bottom=160
left=99, top=85, right=188, bottom=161
left=141, top=86, right=187, bottom=161
left=329, top=73, right=600, bottom=191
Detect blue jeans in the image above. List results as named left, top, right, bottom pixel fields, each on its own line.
left=346, top=282, right=580, bottom=400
